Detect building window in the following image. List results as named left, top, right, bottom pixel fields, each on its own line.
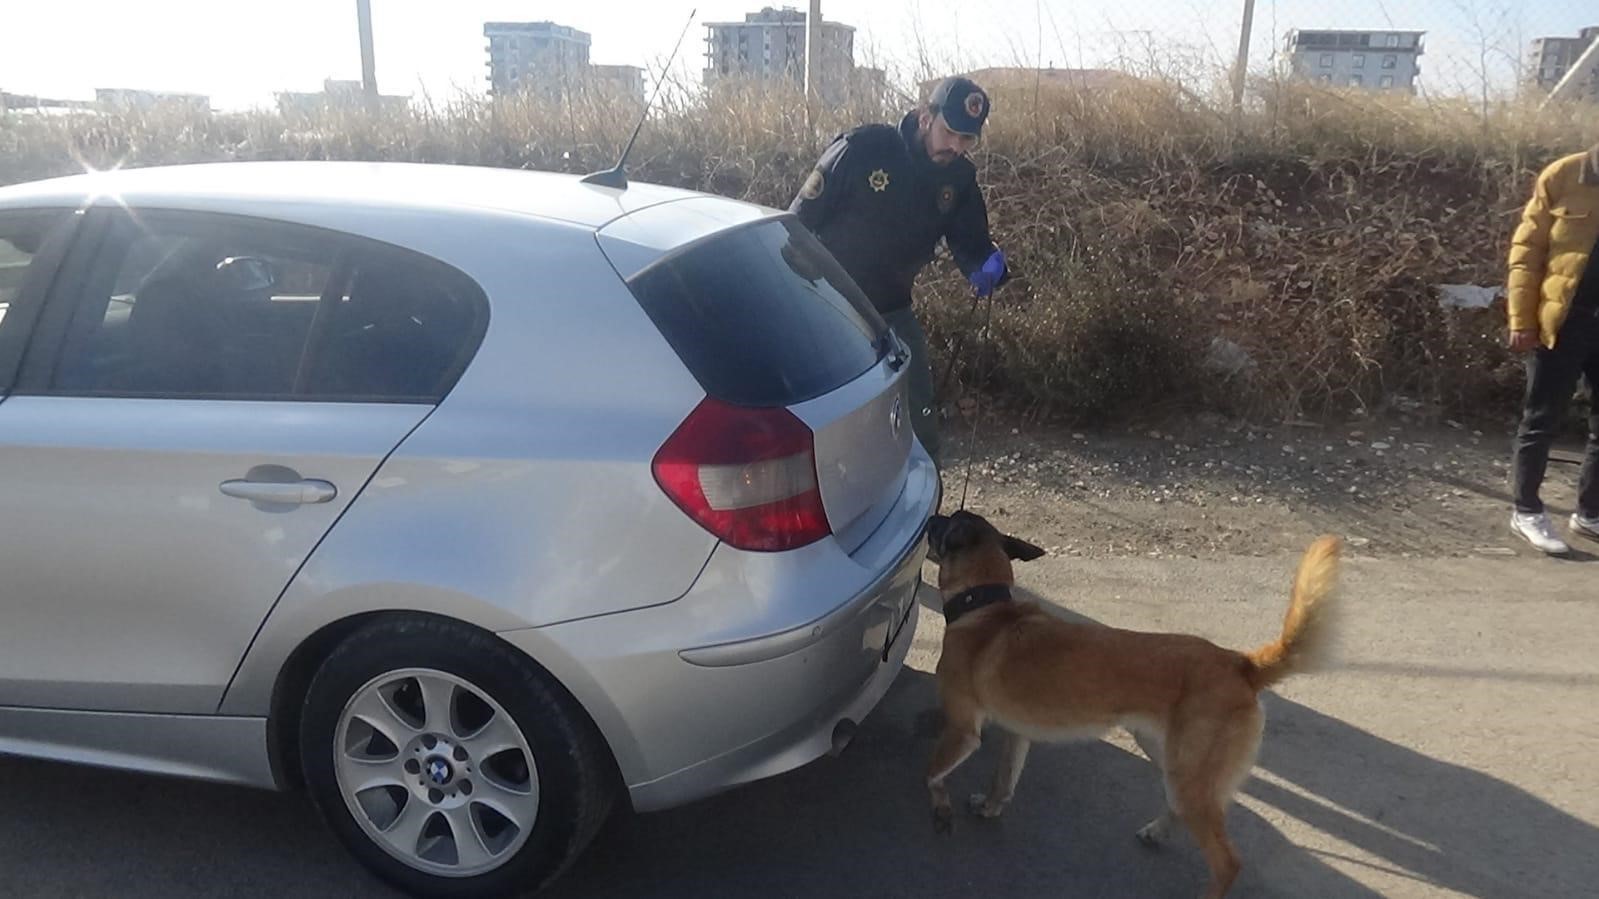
left=1382, top=55, right=1397, bottom=69
left=1320, top=53, right=1334, bottom=68
left=1353, top=54, right=1366, bottom=69
left=1379, top=75, right=1394, bottom=88
left=1319, top=74, right=1333, bottom=83
left=1350, top=75, right=1363, bottom=87
left=1386, top=34, right=1400, bottom=47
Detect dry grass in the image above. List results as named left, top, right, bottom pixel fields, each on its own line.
left=4, top=74, right=1594, bottom=426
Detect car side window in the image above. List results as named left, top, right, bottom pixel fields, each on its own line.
left=296, top=246, right=488, bottom=402
left=0, top=210, right=70, bottom=337
left=52, top=214, right=341, bottom=398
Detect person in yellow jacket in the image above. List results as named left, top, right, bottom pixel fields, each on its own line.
left=1506, top=144, right=1599, bottom=554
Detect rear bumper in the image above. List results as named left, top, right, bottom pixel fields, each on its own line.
left=623, top=524, right=921, bottom=812
left=500, top=448, right=937, bottom=812
left=628, top=546, right=920, bottom=812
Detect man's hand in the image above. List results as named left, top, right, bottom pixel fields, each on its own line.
left=1508, top=329, right=1540, bottom=353
left=969, top=248, right=1007, bottom=297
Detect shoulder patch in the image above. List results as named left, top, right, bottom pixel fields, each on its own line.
left=799, top=168, right=825, bottom=200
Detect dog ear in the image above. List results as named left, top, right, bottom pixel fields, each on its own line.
left=1003, top=536, right=1046, bottom=562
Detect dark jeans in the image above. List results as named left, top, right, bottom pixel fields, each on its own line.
left=1512, top=304, right=1599, bottom=516
left=882, top=306, right=940, bottom=465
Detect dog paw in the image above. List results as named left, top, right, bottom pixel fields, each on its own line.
left=932, top=805, right=955, bottom=834
left=967, top=792, right=1005, bottom=818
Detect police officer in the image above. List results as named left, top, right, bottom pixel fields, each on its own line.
left=790, top=75, right=1010, bottom=466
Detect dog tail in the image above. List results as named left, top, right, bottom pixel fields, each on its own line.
left=1244, top=535, right=1342, bottom=692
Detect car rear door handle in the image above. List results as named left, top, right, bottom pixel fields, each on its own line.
left=219, top=478, right=337, bottom=505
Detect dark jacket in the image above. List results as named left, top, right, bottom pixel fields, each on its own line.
left=789, top=111, right=1004, bottom=315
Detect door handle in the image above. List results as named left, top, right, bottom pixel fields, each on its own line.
left=219, top=478, right=337, bottom=505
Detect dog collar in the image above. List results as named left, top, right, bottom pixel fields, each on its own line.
left=942, top=584, right=1013, bottom=625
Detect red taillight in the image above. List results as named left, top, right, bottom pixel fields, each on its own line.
left=652, top=397, right=831, bottom=552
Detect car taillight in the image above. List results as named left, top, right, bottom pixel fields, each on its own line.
left=652, top=397, right=831, bottom=552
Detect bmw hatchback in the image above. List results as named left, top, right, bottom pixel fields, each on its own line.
left=0, top=160, right=936, bottom=897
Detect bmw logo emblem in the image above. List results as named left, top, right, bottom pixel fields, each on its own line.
left=426, top=757, right=453, bottom=785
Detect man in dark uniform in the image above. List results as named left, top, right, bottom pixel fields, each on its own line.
left=790, top=75, right=1010, bottom=466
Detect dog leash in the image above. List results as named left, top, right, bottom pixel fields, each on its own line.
left=957, top=287, right=997, bottom=512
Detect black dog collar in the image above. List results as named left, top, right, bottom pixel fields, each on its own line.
left=942, top=584, right=1013, bottom=625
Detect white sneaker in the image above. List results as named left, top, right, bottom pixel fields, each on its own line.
left=1511, top=512, right=1570, bottom=555
left=1571, top=512, right=1599, bottom=541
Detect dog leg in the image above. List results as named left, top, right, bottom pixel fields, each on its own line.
left=1131, top=729, right=1174, bottom=847
left=1178, top=794, right=1241, bottom=899
left=1172, top=708, right=1262, bottom=899
left=968, top=729, right=1030, bottom=818
left=926, top=714, right=982, bottom=834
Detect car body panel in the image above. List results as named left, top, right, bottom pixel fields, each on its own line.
left=0, top=162, right=939, bottom=828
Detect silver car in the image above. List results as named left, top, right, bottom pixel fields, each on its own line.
left=0, top=161, right=935, bottom=897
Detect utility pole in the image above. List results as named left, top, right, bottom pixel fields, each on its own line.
left=1542, top=36, right=1599, bottom=109
left=1230, top=0, right=1257, bottom=126
left=805, top=0, right=822, bottom=129
left=356, top=0, right=378, bottom=110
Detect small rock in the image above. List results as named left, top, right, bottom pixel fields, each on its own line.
left=1371, top=442, right=1392, bottom=450
left=1474, top=546, right=1516, bottom=557
left=1348, top=537, right=1371, bottom=547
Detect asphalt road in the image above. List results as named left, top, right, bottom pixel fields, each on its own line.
left=2, top=550, right=1594, bottom=898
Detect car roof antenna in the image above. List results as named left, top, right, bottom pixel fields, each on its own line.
left=580, top=7, right=697, bottom=190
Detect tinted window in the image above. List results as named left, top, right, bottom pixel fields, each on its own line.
left=298, top=246, right=487, bottom=402
left=48, top=212, right=488, bottom=403
left=0, top=210, right=70, bottom=335
left=54, top=216, right=341, bottom=397
left=626, top=217, right=889, bottom=407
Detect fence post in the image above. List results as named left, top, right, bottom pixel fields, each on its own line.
left=1231, top=0, right=1257, bottom=128
left=356, top=0, right=378, bottom=111
left=805, top=0, right=822, bottom=130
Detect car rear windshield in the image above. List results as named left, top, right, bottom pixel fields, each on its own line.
left=625, top=216, right=890, bottom=407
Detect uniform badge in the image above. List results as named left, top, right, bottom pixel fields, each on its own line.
left=799, top=168, right=825, bottom=200
left=964, top=91, right=986, bottom=119
left=868, top=169, right=890, bottom=192
left=937, top=184, right=956, bottom=213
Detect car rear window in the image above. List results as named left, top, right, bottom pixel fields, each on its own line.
left=625, top=217, right=890, bottom=407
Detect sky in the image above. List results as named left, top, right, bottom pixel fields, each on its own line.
left=0, top=1, right=1592, bottom=111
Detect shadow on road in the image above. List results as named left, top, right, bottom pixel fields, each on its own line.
left=0, top=587, right=1590, bottom=898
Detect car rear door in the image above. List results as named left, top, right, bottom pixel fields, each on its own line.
left=0, top=206, right=487, bottom=713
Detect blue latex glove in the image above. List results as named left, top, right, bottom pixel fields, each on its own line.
left=969, top=248, right=1007, bottom=297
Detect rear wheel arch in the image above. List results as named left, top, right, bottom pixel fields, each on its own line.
left=266, top=610, right=625, bottom=803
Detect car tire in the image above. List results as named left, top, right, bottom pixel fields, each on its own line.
left=299, top=614, right=616, bottom=898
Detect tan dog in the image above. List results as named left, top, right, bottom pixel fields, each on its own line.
left=923, top=509, right=1342, bottom=899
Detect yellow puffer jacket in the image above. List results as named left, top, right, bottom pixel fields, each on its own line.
left=1507, top=146, right=1599, bottom=348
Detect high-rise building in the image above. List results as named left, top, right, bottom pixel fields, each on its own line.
left=702, top=6, right=855, bottom=99
left=1530, top=26, right=1599, bottom=103
left=1284, top=29, right=1426, bottom=93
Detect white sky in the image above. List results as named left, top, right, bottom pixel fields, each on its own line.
left=0, top=1, right=1591, bottom=110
